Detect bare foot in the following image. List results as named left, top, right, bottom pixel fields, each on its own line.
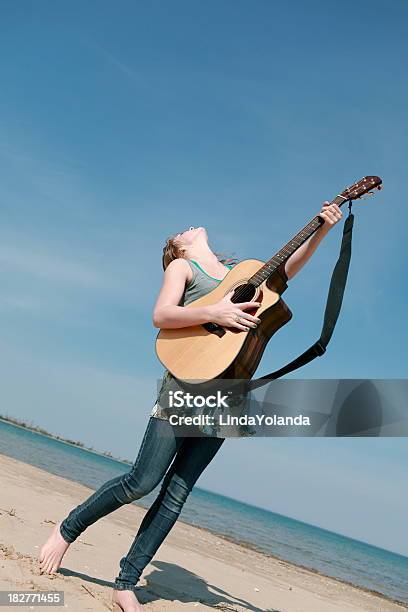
left=112, top=589, right=143, bottom=611
left=39, top=521, right=70, bottom=574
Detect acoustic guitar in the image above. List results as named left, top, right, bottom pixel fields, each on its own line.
left=156, top=176, right=382, bottom=383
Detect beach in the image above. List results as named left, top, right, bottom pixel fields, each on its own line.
left=0, top=454, right=406, bottom=612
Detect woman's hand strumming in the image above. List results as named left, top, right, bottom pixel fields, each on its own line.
left=208, top=291, right=261, bottom=331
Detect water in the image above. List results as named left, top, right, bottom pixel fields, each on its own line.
left=1, top=419, right=407, bottom=603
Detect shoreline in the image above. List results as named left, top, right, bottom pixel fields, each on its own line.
left=201, top=525, right=408, bottom=608
left=0, top=453, right=407, bottom=611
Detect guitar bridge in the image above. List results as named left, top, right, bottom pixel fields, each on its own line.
left=202, top=322, right=226, bottom=338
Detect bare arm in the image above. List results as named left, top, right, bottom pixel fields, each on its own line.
left=153, top=259, right=214, bottom=328
left=285, top=202, right=342, bottom=280
left=152, top=259, right=260, bottom=331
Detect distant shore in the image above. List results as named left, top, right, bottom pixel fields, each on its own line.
left=1, top=453, right=407, bottom=612
left=0, top=414, right=132, bottom=464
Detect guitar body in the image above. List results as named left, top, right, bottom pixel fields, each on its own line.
left=155, top=259, right=292, bottom=382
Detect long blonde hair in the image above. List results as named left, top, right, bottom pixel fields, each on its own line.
left=162, top=236, right=237, bottom=271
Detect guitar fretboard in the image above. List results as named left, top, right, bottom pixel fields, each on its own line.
left=249, top=194, right=349, bottom=287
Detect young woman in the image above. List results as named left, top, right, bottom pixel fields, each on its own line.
left=39, top=201, right=342, bottom=611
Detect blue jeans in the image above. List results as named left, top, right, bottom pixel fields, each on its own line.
left=60, top=417, right=224, bottom=592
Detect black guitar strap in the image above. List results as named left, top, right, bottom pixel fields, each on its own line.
left=247, top=203, right=355, bottom=393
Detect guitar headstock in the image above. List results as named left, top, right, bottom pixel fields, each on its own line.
left=341, top=176, right=383, bottom=202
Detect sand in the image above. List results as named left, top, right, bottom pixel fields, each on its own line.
left=0, top=453, right=406, bottom=612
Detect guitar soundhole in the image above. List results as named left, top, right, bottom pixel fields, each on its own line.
left=231, top=283, right=256, bottom=303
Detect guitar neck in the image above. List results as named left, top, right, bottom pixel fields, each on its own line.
left=249, top=194, right=349, bottom=287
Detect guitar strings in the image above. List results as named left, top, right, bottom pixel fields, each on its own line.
left=227, top=178, right=378, bottom=306
left=228, top=195, right=351, bottom=305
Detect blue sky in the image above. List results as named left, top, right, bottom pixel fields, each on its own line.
left=0, top=0, right=407, bottom=556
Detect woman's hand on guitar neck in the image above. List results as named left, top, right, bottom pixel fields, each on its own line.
left=318, top=201, right=343, bottom=232
left=208, top=291, right=261, bottom=331
left=284, top=201, right=343, bottom=279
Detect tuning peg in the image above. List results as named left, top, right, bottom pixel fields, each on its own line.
left=359, top=191, right=375, bottom=199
